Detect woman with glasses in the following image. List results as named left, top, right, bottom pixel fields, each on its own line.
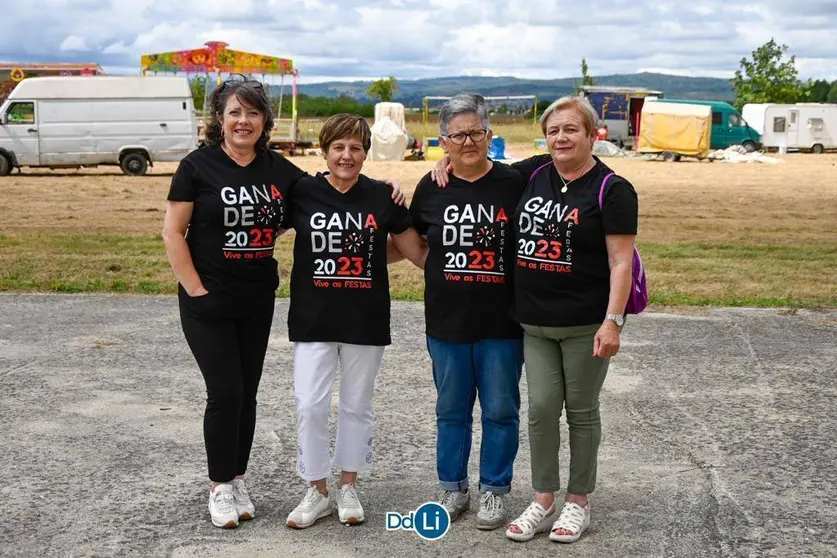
left=393, top=94, right=525, bottom=531
left=163, top=76, right=403, bottom=529
left=432, top=95, right=639, bottom=544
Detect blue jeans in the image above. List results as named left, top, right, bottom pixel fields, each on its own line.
left=427, top=336, right=524, bottom=494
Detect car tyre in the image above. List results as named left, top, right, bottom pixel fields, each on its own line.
left=120, top=153, right=148, bottom=176
left=0, top=153, right=12, bottom=176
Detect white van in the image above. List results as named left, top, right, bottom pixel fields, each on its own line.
left=0, top=76, right=198, bottom=176
left=742, top=103, right=837, bottom=153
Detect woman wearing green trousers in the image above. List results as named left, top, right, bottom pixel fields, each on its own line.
left=503, top=96, right=639, bottom=544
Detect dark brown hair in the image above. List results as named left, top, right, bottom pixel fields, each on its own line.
left=205, top=74, right=274, bottom=152
left=318, top=114, right=371, bottom=153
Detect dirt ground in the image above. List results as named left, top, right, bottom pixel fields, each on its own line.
left=3, top=145, right=836, bottom=245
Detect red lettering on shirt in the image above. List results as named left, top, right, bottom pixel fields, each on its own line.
left=564, top=208, right=579, bottom=225
left=364, top=214, right=379, bottom=230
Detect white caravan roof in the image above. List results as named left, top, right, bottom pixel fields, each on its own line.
left=6, top=76, right=191, bottom=100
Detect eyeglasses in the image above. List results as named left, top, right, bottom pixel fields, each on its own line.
left=443, top=129, right=488, bottom=145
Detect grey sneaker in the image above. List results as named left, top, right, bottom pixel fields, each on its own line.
left=439, top=489, right=470, bottom=522
left=475, top=491, right=505, bottom=530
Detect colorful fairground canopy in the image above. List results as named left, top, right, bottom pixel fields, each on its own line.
left=0, top=63, right=104, bottom=103
left=140, top=41, right=294, bottom=76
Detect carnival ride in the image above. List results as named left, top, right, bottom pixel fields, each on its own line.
left=140, top=41, right=299, bottom=150
left=0, top=63, right=104, bottom=104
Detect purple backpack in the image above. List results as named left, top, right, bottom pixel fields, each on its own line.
left=599, top=172, right=648, bottom=314
left=528, top=163, right=648, bottom=314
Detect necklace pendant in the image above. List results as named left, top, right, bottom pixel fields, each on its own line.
left=561, top=186, right=568, bottom=193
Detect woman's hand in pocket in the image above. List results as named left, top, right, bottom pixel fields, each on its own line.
left=188, top=285, right=209, bottom=297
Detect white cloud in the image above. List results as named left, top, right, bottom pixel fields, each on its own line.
left=59, top=35, right=90, bottom=52
left=0, top=0, right=835, bottom=81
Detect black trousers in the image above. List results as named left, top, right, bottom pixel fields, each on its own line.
left=179, top=287, right=276, bottom=482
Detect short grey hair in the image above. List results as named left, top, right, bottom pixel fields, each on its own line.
left=539, top=95, right=599, bottom=136
left=439, top=93, right=490, bottom=136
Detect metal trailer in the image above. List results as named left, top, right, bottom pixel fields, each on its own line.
left=579, top=85, right=664, bottom=149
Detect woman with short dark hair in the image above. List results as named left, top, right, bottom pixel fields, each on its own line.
left=284, top=114, right=426, bottom=529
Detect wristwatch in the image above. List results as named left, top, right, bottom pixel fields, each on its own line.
left=605, top=313, right=625, bottom=327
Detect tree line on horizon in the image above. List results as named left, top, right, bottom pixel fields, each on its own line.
left=187, top=40, right=837, bottom=118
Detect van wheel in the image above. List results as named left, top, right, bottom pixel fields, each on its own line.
left=120, top=153, right=148, bottom=176
left=661, top=151, right=678, bottom=162
left=742, top=141, right=757, bottom=153
left=812, top=144, right=825, bottom=154
left=0, top=153, right=11, bottom=176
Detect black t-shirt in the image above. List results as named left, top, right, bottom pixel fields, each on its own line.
left=511, top=155, right=638, bottom=327
left=167, top=145, right=305, bottom=293
left=287, top=173, right=412, bottom=345
left=410, top=162, right=524, bottom=342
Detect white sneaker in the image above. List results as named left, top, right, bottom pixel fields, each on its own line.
left=475, top=491, right=505, bottom=530
left=208, top=483, right=239, bottom=529
left=286, top=487, right=332, bottom=529
left=232, top=478, right=255, bottom=521
left=335, top=483, right=365, bottom=525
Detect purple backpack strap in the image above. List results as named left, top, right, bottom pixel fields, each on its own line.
left=598, top=172, right=616, bottom=209
left=528, top=161, right=553, bottom=184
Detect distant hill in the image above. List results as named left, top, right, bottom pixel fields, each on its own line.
left=287, top=72, right=735, bottom=107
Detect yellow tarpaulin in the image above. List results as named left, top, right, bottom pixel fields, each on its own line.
left=637, top=102, right=711, bottom=158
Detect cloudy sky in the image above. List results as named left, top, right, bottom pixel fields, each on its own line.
left=2, top=0, right=836, bottom=83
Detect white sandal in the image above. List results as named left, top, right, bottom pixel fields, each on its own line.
left=549, top=501, right=591, bottom=543
left=505, top=501, right=558, bottom=542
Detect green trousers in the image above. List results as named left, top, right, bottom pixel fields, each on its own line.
left=522, top=323, right=610, bottom=495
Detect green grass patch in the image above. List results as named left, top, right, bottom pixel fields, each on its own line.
left=1, top=232, right=835, bottom=308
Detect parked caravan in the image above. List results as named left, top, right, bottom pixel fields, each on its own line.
left=652, top=99, right=761, bottom=151
left=0, top=76, right=198, bottom=176
left=742, top=103, right=837, bottom=153
left=579, top=85, right=664, bottom=149
left=636, top=101, right=712, bottom=161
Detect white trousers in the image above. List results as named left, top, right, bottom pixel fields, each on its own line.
left=293, top=342, right=385, bottom=481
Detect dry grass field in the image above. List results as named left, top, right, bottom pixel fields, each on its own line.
left=1, top=144, right=836, bottom=307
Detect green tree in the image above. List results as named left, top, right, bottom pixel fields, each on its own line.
left=731, top=39, right=809, bottom=109
left=581, top=58, right=594, bottom=86
left=287, top=93, right=375, bottom=118
left=807, top=79, right=831, bottom=102
left=189, top=76, right=207, bottom=113
left=366, top=76, right=399, bottom=102
left=828, top=81, right=837, bottom=104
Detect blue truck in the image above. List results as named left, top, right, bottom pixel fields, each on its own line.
left=579, top=85, right=664, bottom=149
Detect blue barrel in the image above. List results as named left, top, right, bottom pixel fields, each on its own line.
left=488, top=136, right=506, bottom=159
